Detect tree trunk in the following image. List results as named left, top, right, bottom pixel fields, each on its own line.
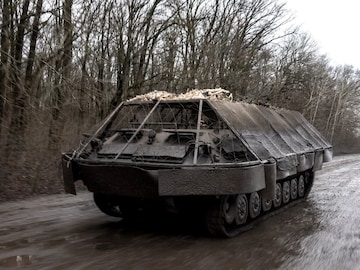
left=48, top=0, right=73, bottom=150
left=0, top=0, right=11, bottom=135
left=6, top=0, right=30, bottom=156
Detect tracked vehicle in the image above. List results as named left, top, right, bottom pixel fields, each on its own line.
left=62, top=90, right=332, bottom=237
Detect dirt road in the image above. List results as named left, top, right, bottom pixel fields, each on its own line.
left=1, top=155, right=360, bottom=269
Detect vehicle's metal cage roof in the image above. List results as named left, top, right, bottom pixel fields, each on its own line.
left=208, top=100, right=332, bottom=162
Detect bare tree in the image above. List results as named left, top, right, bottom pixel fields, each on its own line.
left=325, top=66, right=360, bottom=143
left=302, top=56, right=334, bottom=126
left=5, top=0, right=31, bottom=155
left=108, top=0, right=170, bottom=108
left=0, top=0, right=11, bottom=135
left=48, top=0, right=73, bottom=149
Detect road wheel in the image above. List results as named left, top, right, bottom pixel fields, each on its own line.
left=273, top=183, right=282, bottom=208
left=283, top=181, right=290, bottom=204
left=290, top=179, right=298, bottom=200
left=222, top=196, right=236, bottom=224
left=207, top=195, right=248, bottom=237
left=298, top=175, right=305, bottom=197
left=235, top=194, right=248, bottom=225
left=262, top=197, right=272, bottom=212
left=249, top=192, right=261, bottom=219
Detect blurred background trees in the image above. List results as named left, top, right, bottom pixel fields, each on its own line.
left=1, top=0, right=359, bottom=200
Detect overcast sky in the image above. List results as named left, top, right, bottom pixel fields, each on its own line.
left=284, top=0, right=360, bottom=69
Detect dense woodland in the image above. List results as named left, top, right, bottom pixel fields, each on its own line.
left=1, top=0, right=360, bottom=201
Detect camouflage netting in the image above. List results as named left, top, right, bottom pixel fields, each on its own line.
left=127, top=88, right=233, bottom=102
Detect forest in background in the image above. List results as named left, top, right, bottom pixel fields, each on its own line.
left=1, top=0, right=360, bottom=201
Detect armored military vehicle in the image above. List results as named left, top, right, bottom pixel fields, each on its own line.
left=62, top=89, right=332, bottom=237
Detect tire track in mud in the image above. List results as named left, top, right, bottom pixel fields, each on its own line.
left=281, top=155, right=360, bottom=270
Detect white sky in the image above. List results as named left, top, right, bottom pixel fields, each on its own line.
left=284, top=0, right=360, bottom=69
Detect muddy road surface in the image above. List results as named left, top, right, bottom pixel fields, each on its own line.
left=1, top=155, right=360, bottom=270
